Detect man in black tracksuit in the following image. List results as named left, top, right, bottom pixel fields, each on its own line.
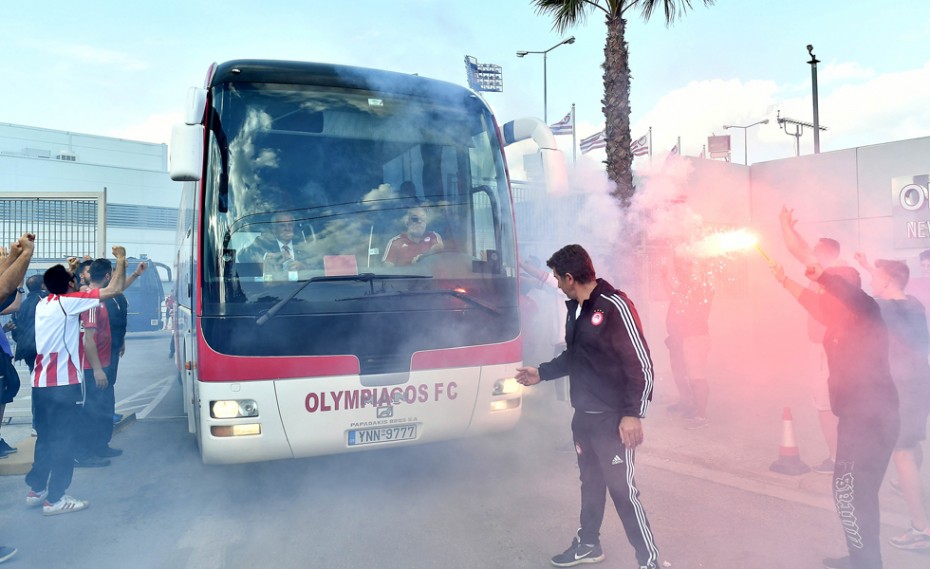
left=517, top=244, right=658, bottom=569
left=774, top=263, right=899, bottom=569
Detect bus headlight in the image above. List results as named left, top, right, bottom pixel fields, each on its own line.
left=492, top=378, right=521, bottom=397
left=210, top=399, right=259, bottom=419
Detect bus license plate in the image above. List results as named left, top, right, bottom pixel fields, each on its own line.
left=348, top=424, right=418, bottom=446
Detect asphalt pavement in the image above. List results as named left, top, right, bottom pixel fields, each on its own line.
left=0, top=330, right=178, bottom=475
left=2, top=331, right=928, bottom=522
left=1, top=330, right=929, bottom=567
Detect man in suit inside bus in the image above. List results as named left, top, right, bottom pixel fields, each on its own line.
left=238, top=211, right=312, bottom=272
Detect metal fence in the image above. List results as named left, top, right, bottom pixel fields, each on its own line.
left=0, top=192, right=106, bottom=262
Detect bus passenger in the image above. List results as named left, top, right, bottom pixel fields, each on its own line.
left=382, top=206, right=443, bottom=266
left=238, top=212, right=311, bottom=272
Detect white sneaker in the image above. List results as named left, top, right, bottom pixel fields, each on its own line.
left=25, top=489, right=48, bottom=507
left=42, top=495, right=89, bottom=516
left=684, top=416, right=709, bottom=430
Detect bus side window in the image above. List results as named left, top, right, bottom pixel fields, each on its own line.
left=471, top=188, right=501, bottom=273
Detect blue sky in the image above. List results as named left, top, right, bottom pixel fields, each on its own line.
left=3, top=0, right=929, bottom=165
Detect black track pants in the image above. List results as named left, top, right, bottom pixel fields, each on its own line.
left=572, top=410, right=659, bottom=567
left=833, top=413, right=898, bottom=569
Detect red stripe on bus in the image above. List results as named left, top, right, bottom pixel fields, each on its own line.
left=410, top=338, right=521, bottom=370
left=195, top=334, right=359, bottom=381
left=193, top=331, right=520, bottom=381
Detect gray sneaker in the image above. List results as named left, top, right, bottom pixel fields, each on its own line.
left=0, top=439, right=17, bottom=456
left=684, top=416, right=709, bottom=430
left=822, top=556, right=851, bottom=569
left=812, top=458, right=835, bottom=475
left=890, top=526, right=930, bottom=550
left=551, top=539, right=605, bottom=567
left=0, top=546, right=18, bottom=564
left=74, top=456, right=110, bottom=468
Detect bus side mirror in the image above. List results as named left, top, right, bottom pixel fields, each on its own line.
left=169, top=124, right=204, bottom=182
left=170, top=86, right=208, bottom=182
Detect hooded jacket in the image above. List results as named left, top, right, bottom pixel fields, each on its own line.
left=538, top=278, right=654, bottom=417
left=798, top=273, right=898, bottom=418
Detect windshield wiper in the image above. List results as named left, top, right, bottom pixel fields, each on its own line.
left=336, top=288, right=502, bottom=316
left=255, top=273, right=431, bottom=326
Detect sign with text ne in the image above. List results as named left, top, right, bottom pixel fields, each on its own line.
left=892, top=174, right=930, bottom=248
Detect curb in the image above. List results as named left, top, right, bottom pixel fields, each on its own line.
left=0, top=411, right=138, bottom=477
left=114, top=412, right=137, bottom=434
left=0, top=436, right=35, bottom=476
left=638, top=446, right=912, bottom=531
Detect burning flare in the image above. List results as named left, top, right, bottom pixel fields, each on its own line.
left=689, top=228, right=759, bottom=258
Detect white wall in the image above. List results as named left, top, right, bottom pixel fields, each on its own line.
left=629, top=137, right=930, bottom=416
left=0, top=123, right=179, bottom=269
left=750, top=135, right=930, bottom=263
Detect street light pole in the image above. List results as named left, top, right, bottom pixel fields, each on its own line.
left=543, top=51, right=548, bottom=123
left=723, top=119, right=769, bottom=165
left=807, top=44, right=821, bottom=154
left=516, top=37, right=575, bottom=124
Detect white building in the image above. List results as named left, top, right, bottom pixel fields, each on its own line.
left=0, top=122, right=179, bottom=271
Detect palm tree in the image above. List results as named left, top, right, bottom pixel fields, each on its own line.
left=532, top=0, right=714, bottom=207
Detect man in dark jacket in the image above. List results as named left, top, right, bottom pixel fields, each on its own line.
left=773, top=262, right=899, bottom=569
left=103, top=261, right=146, bottom=429
left=517, top=244, right=658, bottom=569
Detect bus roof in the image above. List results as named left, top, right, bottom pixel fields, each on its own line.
left=210, top=60, right=477, bottom=102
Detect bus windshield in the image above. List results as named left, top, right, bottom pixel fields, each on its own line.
left=201, top=80, right=519, bottom=370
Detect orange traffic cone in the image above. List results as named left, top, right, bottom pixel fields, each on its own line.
left=769, top=407, right=811, bottom=475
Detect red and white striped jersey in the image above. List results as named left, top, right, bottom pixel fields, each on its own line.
left=81, top=302, right=111, bottom=370
left=33, top=289, right=100, bottom=388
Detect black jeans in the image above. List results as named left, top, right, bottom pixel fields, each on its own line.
left=26, top=384, right=83, bottom=503
left=572, top=410, right=659, bottom=567
left=834, top=412, right=898, bottom=569
left=76, top=367, right=115, bottom=458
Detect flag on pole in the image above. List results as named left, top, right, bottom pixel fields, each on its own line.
left=630, top=134, right=649, bottom=156
left=580, top=130, right=607, bottom=154
left=669, top=143, right=680, bottom=156
left=549, top=112, right=573, bottom=135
